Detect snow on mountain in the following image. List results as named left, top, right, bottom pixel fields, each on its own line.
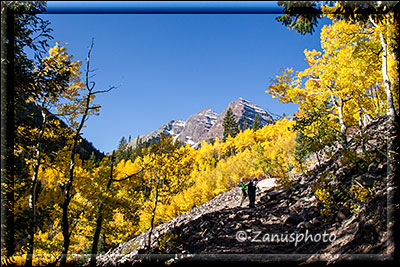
left=125, top=98, right=274, bottom=149
left=236, top=97, right=274, bottom=127
left=175, top=108, right=219, bottom=147
left=126, top=120, right=185, bottom=149
left=199, top=98, right=274, bottom=143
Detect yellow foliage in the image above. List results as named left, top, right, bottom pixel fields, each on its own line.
left=106, top=210, right=137, bottom=244
left=131, top=118, right=298, bottom=235
left=349, top=185, right=373, bottom=213
left=17, top=114, right=299, bottom=262
left=268, top=18, right=393, bottom=136
left=14, top=16, right=397, bottom=264
left=315, top=187, right=334, bottom=217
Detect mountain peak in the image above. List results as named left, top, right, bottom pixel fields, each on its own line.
left=199, top=98, right=274, bottom=143
left=236, top=97, right=246, bottom=102
left=175, top=108, right=218, bottom=147
left=124, top=99, right=273, bottom=150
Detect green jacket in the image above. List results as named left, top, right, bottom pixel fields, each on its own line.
left=239, top=182, right=247, bottom=192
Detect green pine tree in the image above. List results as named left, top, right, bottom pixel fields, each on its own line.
left=252, top=114, right=263, bottom=131
left=223, top=107, right=239, bottom=142
left=114, top=136, right=128, bottom=163
left=119, top=136, right=127, bottom=150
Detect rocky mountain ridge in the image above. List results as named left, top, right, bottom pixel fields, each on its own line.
left=199, top=98, right=274, bottom=143
left=95, top=114, right=394, bottom=266
left=125, top=98, right=274, bottom=149
left=175, top=108, right=218, bottom=146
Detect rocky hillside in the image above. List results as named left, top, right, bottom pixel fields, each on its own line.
left=96, top=115, right=395, bottom=265
left=125, top=98, right=274, bottom=149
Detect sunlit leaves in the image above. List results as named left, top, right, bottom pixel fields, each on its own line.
left=29, top=41, right=83, bottom=109
left=14, top=114, right=301, bottom=262
left=268, top=18, right=392, bottom=147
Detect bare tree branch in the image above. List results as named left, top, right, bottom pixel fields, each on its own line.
left=92, top=85, right=118, bottom=95
left=89, top=68, right=99, bottom=73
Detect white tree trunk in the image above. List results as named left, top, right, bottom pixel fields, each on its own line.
left=379, top=31, right=397, bottom=120
left=26, top=107, right=47, bottom=267
left=370, top=15, right=397, bottom=121
left=147, top=174, right=161, bottom=252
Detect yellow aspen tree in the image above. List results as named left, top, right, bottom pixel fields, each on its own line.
left=322, top=2, right=398, bottom=122
left=59, top=39, right=115, bottom=267
left=135, top=134, right=192, bottom=251
left=268, top=19, right=385, bottom=147
left=21, top=42, right=83, bottom=267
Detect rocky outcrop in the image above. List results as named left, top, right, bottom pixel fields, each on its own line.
left=97, top=115, right=394, bottom=266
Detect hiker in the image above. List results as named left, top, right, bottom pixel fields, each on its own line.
left=238, top=178, right=247, bottom=206
left=247, top=177, right=258, bottom=208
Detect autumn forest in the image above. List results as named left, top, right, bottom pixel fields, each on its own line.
left=1, top=1, right=399, bottom=266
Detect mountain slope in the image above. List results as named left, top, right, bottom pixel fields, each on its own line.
left=124, top=98, right=273, bottom=150
left=95, top=179, right=278, bottom=265
left=126, top=120, right=186, bottom=149
left=96, top=115, right=392, bottom=265
left=199, top=97, right=274, bottom=142
left=175, top=108, right=218, bottom=146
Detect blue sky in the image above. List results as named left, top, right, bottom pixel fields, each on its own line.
left=40, top=2, right=329, bottom=153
